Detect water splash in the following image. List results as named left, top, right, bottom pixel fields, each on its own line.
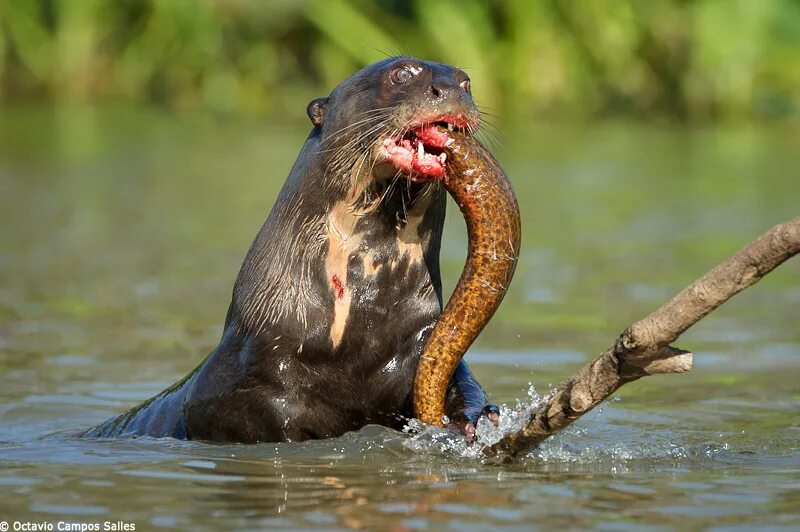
left=401, top=383, right=737, bottom=466
left=402, top=383, right=545, bottom=459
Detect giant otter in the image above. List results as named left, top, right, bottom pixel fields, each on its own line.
left=86, top=57, right=498, bottom=443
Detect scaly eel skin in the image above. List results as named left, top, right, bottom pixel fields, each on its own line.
left=413, top=128, right=522, bottom=426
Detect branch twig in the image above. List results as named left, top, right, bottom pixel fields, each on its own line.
left=485, top=217, right=800, bottom=458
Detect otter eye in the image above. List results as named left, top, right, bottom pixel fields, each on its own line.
left=460, top=79, right=471, bottom=93
left=390, top=66, right=414, bottom=84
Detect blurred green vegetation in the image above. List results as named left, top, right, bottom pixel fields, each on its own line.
left=0, top=0, right=798, bottom=121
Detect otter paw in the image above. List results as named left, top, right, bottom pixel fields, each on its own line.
left=480, top=404, right=501, bottom=427
left=459, top=404, right=501, bottom=443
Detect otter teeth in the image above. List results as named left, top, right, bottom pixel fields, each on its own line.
left=447, top=123, right=454, bottom=131
left=417, top=141, right=424, bottom=158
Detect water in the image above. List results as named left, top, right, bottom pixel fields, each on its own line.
left=1, top=105, right=799, bottom=529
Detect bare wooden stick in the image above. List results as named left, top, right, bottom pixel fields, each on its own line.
left=485, top=217, right=800, bottom=458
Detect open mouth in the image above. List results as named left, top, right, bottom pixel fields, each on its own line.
left=381, top=117, right=470, bottom=180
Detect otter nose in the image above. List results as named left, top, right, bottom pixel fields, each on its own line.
left=429, top=79, right=461, bottom=100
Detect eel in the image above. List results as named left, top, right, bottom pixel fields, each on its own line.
left=413, top=129, right=522, bottom=426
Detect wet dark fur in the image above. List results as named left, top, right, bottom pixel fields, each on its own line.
left=86, top=57, right=492, bottom=442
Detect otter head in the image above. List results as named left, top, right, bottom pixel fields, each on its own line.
left=307, top=57, right=480, bottom=200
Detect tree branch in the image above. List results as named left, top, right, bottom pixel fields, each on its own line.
left=484, top=217, right=800, bottom=458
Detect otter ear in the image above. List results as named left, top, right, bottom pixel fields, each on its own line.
left=307, top=97, right=329, bottom=128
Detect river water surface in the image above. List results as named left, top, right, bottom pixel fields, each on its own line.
left=1, top=106, right=798, bottom=530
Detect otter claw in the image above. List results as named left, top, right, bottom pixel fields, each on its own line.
left=482, top=404, right=500, bottom=427
left=458, top=404, right=501, bottom=444
left=464, top=422, right=477, bottom=442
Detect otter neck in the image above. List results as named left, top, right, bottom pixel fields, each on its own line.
left=322, top=179, right=446, bottom=351
left=325, top=179, right=446, bottom=273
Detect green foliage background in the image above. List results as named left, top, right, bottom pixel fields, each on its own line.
left=0, top=0, right=799, bottom=121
